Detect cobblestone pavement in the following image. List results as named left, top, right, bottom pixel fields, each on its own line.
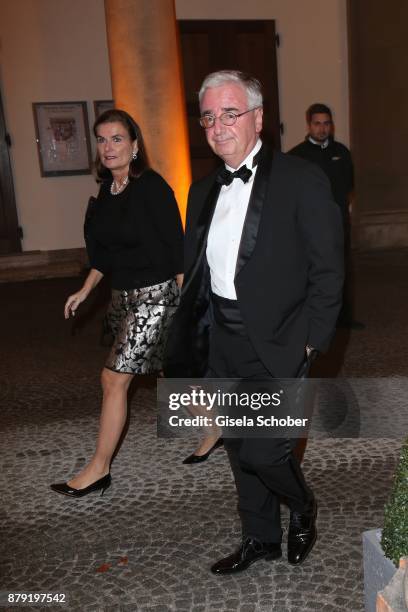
left=1, top=250, right=407, bottom=612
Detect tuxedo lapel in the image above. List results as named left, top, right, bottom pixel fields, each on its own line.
left=235, top=145, right=274, bottom=279
left=196, top=180, right=222, bottom=246
left=182, top=179, right=221, bottom=293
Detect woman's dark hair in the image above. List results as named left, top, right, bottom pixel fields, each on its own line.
left=93, top=109, right=149, bottom=181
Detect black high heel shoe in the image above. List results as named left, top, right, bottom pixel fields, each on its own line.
left=182, top=438, right=224, bottom=464
left=50, top=473, right=111, bottom=498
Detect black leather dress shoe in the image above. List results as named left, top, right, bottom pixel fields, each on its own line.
left=50, top=474, right=111, bottom=498
left=210, top=538, right=282, bottom=574
left=287, top=501, right=317, bottom=565
left=182, top=438, right=223, bottom=464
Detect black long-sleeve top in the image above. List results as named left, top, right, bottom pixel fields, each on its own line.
left=288, top=137, right=353, bottom=221
left=84, top=169, right=184, bottom=290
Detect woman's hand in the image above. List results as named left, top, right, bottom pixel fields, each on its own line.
left=176, top=273, right=184, bottom=289
left=64, top=289, right=89, bottom=319
left=64, top=268, right=104, bottom=319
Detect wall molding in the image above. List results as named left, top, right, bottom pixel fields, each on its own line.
left=357, top=210, right=408, bottom=250
left=0, top=248, right=88, bottom=283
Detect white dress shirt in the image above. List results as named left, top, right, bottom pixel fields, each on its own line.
left=207, top=139, right=262, bottom=300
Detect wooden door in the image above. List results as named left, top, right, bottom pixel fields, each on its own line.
left=178, top=20, right=280, bottom=180
left=348, top=0, right=408, bottom=248
left=0, top=90, right=21, bottom=253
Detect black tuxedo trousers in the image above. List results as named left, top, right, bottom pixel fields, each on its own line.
left=209, top=293, right=314, bottom=543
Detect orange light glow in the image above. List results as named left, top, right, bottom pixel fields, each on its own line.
left=105, top=0, right=191, bottom=225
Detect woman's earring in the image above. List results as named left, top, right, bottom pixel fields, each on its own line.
left=132, top=150, right=138, bottom=160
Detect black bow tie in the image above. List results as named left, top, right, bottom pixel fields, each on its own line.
left=216, top=164, right=252, bottom=186
left=216, top=148, right=261, bottom=186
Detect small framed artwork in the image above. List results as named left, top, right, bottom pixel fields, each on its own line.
left=32, top=101, right=92, bottom=177
left=94, top=99, right=115, bottom=118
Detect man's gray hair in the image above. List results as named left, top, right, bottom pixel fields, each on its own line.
left=199, top=70, right=263, bottom=108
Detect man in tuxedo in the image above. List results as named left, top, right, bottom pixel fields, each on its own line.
left=164, top=71, right=344, bottom=573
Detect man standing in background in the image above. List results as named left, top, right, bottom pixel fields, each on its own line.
left=289, top=103, right=364, bottom=329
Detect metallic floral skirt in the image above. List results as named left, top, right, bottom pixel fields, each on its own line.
left=104, top=278, right=180, bottom=374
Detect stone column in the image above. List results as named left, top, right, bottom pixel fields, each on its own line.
left=104, top=0, right=191, bottom=219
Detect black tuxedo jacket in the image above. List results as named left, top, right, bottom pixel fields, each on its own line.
left=164, top=146, right=344, bottom=378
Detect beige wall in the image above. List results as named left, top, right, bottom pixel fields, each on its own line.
left=176, top=0, right=350, bottom=151
left=0, top=0, right=349, bottom=252
left=0, top=0, right=112, bottom=251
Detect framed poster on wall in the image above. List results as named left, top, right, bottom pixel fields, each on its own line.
left=32, top=101, right=92, bottom=176
left=94, top=99, right=115, bottom=118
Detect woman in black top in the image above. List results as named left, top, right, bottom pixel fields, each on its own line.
left=50, top=109, right=183, bottom=497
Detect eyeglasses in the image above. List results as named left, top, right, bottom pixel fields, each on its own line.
left=199, top=107, right=260, bottom=129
